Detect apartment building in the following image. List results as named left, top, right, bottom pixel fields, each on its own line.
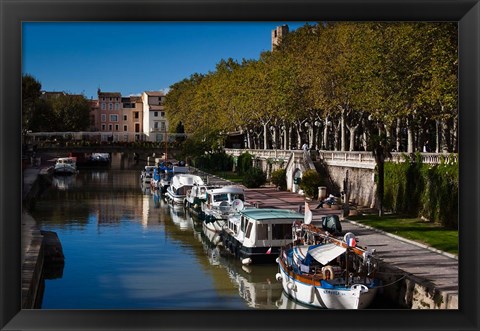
left=121, top=95, right=144, bottom=142
left=142, top=91, right=167, bottom=142
left=97, top=90, right=122, bottom=141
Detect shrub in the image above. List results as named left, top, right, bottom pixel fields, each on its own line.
left=194, top=151, right=233, bottom=171
left=242, top=167, right=267, bottom=188
left=271, top=168, right=287, bottom=190
left=299, top=169, right=322, bottom=198
left=237, top=152, right=253, bottom=175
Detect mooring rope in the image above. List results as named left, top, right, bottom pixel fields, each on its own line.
left=373, top=273, right=408, bottom=288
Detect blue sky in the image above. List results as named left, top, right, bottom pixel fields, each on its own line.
left=22, top=22, right=309, bottom=99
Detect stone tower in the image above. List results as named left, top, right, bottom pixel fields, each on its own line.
left=271, top=24, right=289, bottom=51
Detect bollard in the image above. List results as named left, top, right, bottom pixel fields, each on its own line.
left=318, top=186, right=327, bottom=200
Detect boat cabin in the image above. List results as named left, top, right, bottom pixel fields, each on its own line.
left=227, top=208, right=304, bottom=250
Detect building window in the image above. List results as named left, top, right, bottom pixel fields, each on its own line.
left=108, top=124, right=113, bottom=131
left=124, top=134, right=128, bottom=142
left=160, top=122, right=166, bottom=130
left=123, top=115, right=127, bottom=121
left=115, top=124, right=119, bottom=131
left=101, top=114, right=106, bottom=122
left=110, top=114, right=118, bottom=122
left=154, top=121, right=159, bottom=129
left=115, top=103, right=119, bottom=110
left=101, top=124, right=106, bottom=130
left=101, top=103, right=106, bottom=110
left=124, top=125, right=128, bottom=131
left=154, top=111, right=158, bottom=117
left=160, top=111, right=165, bottom=117
left=109, top=103, right=113, bottom=110
left=134, top=112, right=139, bottom=119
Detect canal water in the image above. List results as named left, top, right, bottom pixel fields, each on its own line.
left=30, top=153, right=396, bottom=309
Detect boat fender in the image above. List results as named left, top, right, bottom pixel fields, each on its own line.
left=309, top=285, right=316, bottom=303
left=275, top=273, right=282, bottom=282
left=212, top=235, right=221, bottom=246
left=286, top=282, right=297, bottom=291
left=322, top=266, right=335, bottom=280
left=241, top=258, right=252, bottom=265
left=242, top=265, right=252, bottom=274
left=351, top=284, right=369, bottom=294
left=275, top=257, right=280, bottom=263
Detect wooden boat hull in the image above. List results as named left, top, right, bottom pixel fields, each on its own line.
left=277, top=259, right=377, bottom=309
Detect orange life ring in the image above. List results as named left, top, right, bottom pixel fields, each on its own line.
left=322, top=266, right=335, bottom=280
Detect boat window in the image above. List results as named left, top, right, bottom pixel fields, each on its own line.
left=245, top=222, right=253, bottom=239
left=256, top=223, right=269, bottom=241
left=241, top=216, right=246, bottom=232
left=272, top=223, right=293, bottom=240
left=231, top=194, right=245, bottom=201
left=213, top=194, right=229, bottom=202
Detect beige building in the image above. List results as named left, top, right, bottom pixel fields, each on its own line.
left=121, top=95, right=144, bottom=142
left=87, top=89, right=169, bottom=142
left=142, top=91, right=167, bottom=142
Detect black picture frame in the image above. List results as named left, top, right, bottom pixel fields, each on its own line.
left=1, top=0, right=479, bottom=330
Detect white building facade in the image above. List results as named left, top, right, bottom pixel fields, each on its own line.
left=142, top=91, right=167, bottom=142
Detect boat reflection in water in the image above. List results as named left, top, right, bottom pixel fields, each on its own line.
left=169, top=204, right=194, bottom=231
left=198, top=231, right=284, bottom=309
left=52, top=175, right=77, bottom=191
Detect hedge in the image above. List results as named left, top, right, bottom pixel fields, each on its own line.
left=384, top=153, right=458, bottom=228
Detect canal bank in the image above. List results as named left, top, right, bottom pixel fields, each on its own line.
left=22, top=164, right=64, bottom=308
left=191, top=168, right=458, bottom=309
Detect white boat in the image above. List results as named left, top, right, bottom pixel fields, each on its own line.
left=165, top=174, right=204, bottom=205
left=201, top=186, right=245, bottom=222
left=154, top=165, right=189, bottom=193
left=140, top=165, right=156, bottom=184
left=200, top=186, right=246, bottom=246
left=276, top=223, right=379, bottom=309
left=53, top=157, right=77, bottom=175
left=221, top=208, right=305, bottom=265
left=185, top=184, right=217, bottom=214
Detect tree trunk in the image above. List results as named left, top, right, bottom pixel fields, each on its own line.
left=396, top=118, right=401, bottom=152
left=333, top=120, right=341, bottom=151
left=452, top=115, right=458, bottom=152
left=308, top=125, right=314, bottom=149
left=441, top=119, right=449, bottom=153
left=263, top=123, right=268, bottom=150
left=407, top=116, right=414, bottom=153
left=347, top=124, right=359, bottom=151
left=340, top=109, right=346, bottom=151
left=323, top=117, right=329, bottom=150
left=377, top=158, right=384, bottom=217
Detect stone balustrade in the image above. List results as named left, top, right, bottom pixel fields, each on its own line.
left=225, top=149, right=457, bottom=167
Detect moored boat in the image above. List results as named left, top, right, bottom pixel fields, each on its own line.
left=140, top=165, right=156, bottom=184
left=276, top=222, right=380, bottom=309
left=165, top=174, right=204, bottom=205
left=221, top=208, right=305, bottom=265
left=154, top=164, right=189, bottom=193
left=53, top=157, right=77, bottom=175
left=200, top=186, right=246, bottom=246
